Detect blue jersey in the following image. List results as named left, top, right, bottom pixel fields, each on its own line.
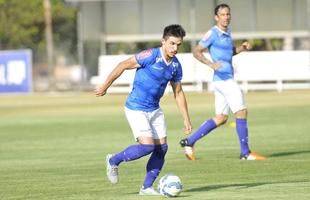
left=125, top=47, right=183, bottom=112
left=199, top=26, right=234, bottom=81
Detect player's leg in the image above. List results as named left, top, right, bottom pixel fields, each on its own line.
left=179, top=81, right=229, bottom=160
left=234, top=109, right=250, bottom=156
left=106, top=108, right=156, bottom=184
left=179, top=119, right=218, bottom=160
left=142, top=141, right=167, bottom=188
left=106, top=139, right=155, bottom=184
left=181, top=119, right=217, bottom=147
left=114, top=107, right=157, bottom=164
left=227, top=80, right=265, bottom=160
left=222, top=80, right=249, bottom=157
left=140, top=140, right=167, bottom=195
left=140, top=108, right=167, bottom=195
left=235, top=109, right=265, bottom=160
left=109, top=142, right=155, bottom=166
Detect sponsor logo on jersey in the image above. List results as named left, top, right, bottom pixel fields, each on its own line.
left=202, top=30, right=212, bottom=41
left=156, top=57, right=163, bottom=63
left=152, top=65, right=164, bottom=70
left=137, top=49, right=152, bottom=60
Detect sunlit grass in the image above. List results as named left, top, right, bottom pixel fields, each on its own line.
left=1, top=91, right=310, bottom=200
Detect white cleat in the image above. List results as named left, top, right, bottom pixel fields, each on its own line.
left=106, top=154, right=119, bottom=184
left=183, top=146, right=196, bottom=160
left=139, top=186, right=160, bottom=196
left=240, top=151, right=266, bottom=160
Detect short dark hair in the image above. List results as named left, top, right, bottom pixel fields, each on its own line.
left=162, top=24, right=186, bottom=40
left=214, top=3, right=230, bottom=15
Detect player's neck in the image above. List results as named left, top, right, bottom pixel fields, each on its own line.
left=217, top=24, right=228, bottom=32
left=161, top=47, right=172, bottom=64
left=165, top=56, right=172, bottom=63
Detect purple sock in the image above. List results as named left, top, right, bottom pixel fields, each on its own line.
left=143, top=144, right=168, bottom=188
left=109, top=144, right=155, bottom=166
left=187, top=119, right=217, bottom=146
left=236, top=118, right=250, bottom=156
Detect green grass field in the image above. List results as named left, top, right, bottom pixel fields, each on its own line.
left=1, top=91, right=310, bottom=200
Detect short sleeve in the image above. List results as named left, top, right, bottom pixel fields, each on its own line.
left=135, top=49, right=154, bottom=68
left=171, top=62, right=183, bottom=83
left=198, top=29, right=215, bottom=48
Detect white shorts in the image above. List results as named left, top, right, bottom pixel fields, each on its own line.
left=124, top=107, right=167, bottom=141
left=212, top=79, right=246, bottom=115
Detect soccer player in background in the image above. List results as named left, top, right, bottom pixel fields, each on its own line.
left=95, top=24, right=192, bottom=195
left=179, top=4, right=266, bottom=161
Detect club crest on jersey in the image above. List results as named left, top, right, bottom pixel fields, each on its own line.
left=137, top=49, right=152, bottom=60
left=172, top=62, right=179, bottom=68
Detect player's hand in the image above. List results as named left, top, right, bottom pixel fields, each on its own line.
left=242, top=41, right=252, bottom=51
left=208, top=61, right=222, bottom=71
left=183, top=120, right=192, bottom=135
left=94, top=84, right=107, bottom=97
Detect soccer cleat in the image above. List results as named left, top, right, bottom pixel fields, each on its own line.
left=179, top=138, right=190, bottom=147
left=240, top=151, right=266, bottom=160
left=106, top=154, right=119, bottom=184
left=179, top=139, right=196, bottom=160
left=139, top=186, right=160, bottom=196
left=184, top=146, right=196, bottom=160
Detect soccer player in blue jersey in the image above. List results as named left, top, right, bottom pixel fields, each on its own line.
left=179, top=4, right=266, bottom=161
left=95, top=24, right=192, bottom=195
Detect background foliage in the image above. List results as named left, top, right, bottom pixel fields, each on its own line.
left=0, top=0, right=77, bottom=64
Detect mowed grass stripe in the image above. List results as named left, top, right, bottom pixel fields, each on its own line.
left=0, top=91, right=309, bottom=200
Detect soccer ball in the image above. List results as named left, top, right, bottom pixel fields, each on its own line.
left=158, top=174, right=183, bottom=197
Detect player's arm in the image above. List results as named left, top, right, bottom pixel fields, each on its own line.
left=170, top=81, right=192, bottom=134
left=193, top=44, right=221, bottom=70
left=233, top=41, right=252, bottom=55
left=95, top=56, right=139, bottom=96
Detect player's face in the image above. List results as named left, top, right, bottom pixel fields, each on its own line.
left=215, top=7, right=231, bottom=30
left=161, top=36, right=183, bottom=59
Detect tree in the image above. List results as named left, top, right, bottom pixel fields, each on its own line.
left=0, top=0, right=77, bottom=64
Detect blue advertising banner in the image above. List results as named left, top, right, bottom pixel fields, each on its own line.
left=0, top=50, right=32, bottom=93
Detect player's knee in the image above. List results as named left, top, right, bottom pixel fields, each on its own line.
left=140, top=144, right=156, bottom=154
left=154, top=144, right=168, bottom=158
left=235, top=109, right=247, bottom=118
left=214, top=115, right=228, bottom=126
left=220, top=118, right=228, bottom=125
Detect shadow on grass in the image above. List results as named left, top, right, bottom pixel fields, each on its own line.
left=126, top=192, right=190, bottom=198
left=184, top=180, right=309, bottom=193
left=126, top=180, right=309, bottom=197
left=268, top=150, right=310, bottom=157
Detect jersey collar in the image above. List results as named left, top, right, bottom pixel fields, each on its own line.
left=214, top=25, right=231, bottom=36
left=160, top=47, right=172, bottom=65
